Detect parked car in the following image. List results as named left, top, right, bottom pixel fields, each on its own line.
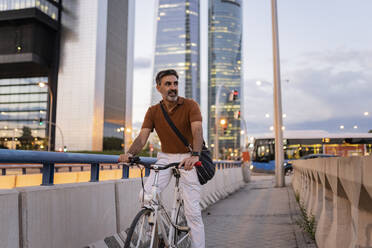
left=300, top=154, right=338, bottom=160
left=284, top=161, right=293, bottom=175
left=283, top=154, right=338, bottom=175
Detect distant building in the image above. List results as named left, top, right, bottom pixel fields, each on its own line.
left=0, top=0, right=134, bottom=151
left=208, top=0, right=242, bottom=159
left=151, top=0, right=200, bottom=105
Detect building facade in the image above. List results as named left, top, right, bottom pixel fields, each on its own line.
left=208, top=0, right=242, bottom=159
left=151, top=0, right=200, bottom=105
left=0, top=0, right=134, bottom=151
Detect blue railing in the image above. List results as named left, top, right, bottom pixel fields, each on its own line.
left=0, top=149, right=242, bottom=186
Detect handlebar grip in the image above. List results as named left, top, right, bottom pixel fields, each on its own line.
left=129, top=156, right=141, bottom=164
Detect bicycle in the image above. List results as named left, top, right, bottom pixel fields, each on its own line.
left=122, top=156, right=194, bottom=248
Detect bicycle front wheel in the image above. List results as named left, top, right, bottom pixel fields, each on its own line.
left=174, top=201, right=192, bottom=248
left=124, top=208, right=156, bottom=248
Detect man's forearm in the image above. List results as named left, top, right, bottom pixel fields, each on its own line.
left=127, top=137, right=145, bottom=155
left=192, top=124, right=203, bottom=152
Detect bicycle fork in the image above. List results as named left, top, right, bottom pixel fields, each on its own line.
left=149, top=206, right=172, bottom=248
left=168, top=176, right=181, bottom=244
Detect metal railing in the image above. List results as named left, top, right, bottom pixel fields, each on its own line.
left=214, top=160, right=242, bottom=169
left=0, top=149, right=242, bottom=186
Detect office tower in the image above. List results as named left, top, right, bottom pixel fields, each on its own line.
left=151, top=0, right=200, bottom=105
left=208, top=0, right=242, bottom=159
left=0, top=0, right=134, bottom=151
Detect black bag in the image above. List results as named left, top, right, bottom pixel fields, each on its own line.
left=160, top=103, right=215, bottom=185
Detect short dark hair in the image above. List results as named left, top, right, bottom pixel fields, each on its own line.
left=155, top=69, right=179, bottom=85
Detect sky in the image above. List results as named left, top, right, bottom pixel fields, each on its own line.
left=132, top=0, right=372, bottom=136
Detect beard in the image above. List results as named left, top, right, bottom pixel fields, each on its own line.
left=166, top=90, right=178, bottom=102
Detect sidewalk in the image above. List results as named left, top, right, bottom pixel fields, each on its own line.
left=203, top=175, right=317, bottom=248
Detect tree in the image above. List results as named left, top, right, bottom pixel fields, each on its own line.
left=19, top=126, right=35, bottom=150
left=103, top=137, right=123, bottom=150
left=369, top=130, right=372, bottom=133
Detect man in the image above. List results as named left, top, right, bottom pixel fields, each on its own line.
left=119, top=69, right=205, bottom=248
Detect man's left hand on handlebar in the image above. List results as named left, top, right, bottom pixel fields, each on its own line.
left=179, top=156, right=199, bottom=171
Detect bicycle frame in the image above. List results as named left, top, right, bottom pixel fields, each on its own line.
left=143, top=165, right=188, bottom=248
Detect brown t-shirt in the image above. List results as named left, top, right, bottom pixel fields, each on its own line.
left=141, top=97, right=202, bottom=153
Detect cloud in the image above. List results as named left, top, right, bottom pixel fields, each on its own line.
left=244, top=49, right=372, bottom=133
left=294, top=49, right=372, bottom=73
left=134, top=57, right=151, bottom=69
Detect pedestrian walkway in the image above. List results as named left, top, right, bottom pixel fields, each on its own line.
left=203, top=175, right=317, bottom=248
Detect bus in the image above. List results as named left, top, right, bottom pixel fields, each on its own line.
left=250, top=130, right=372, bottom=173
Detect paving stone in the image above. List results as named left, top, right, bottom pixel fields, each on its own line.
left=203, top=176, right=317, bottom=248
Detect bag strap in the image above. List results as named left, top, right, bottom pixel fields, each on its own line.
left=160, top=102, right=192, bottom=152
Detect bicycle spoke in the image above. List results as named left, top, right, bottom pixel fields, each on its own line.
left=176, top=232, right=190, bottom=246
left=174, top=202, right=192, bottom=248
left=135, top=217, right=145, bottom=248
left=125, top=209, right=154, bottom=248
left=158, top=211, right=170, bottom=246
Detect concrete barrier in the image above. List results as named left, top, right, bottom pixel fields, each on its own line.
left=292, top=155, right=372, bottom=248
left=0, top=167, right=245, bottom=248
left=18, top=182, right=117, bottom=248
left=0, top=189, right=19, bottom=248
left=241, top=162, right=251, bottom=183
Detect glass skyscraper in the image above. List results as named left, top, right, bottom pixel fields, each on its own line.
left=208, top=0, right=242, bottom=159
left=151, top=0, right=200, bottom=105
left=0, top=0, right=134, bottom=151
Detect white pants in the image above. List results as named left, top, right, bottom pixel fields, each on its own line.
left=142, top=152, right=205, bottom=248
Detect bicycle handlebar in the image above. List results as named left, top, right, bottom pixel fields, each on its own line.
left=120, top=156, right=180, bottom=170
left=119, top=156, right=201, bottom=170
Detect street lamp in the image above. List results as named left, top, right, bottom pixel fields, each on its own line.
left=220, top=118, right=227, bottom=126
left=38, top=82, right=53, bottom=151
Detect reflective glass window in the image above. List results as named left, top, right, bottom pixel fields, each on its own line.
left=0, top=0, right=58, bottom=20
left=0, top=77, right=48, bottom=149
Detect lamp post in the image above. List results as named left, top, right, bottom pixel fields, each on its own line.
left=125, top=127, right=132, bottom=153
left=117, top=126, right=132, bottom=153
left=271, top=0, right=285, bottom=187
left=214, top=85, right=235, bottom=160
left=240, top=117, right=248, bottom=150
left=45, top=121, right=65, bottom=152
left=12, top=128, right=18, bottom=150
left=38, top=82, right=53, bottom=151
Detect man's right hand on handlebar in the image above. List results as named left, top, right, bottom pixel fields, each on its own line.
left=118, top=152, right=134, bottom=163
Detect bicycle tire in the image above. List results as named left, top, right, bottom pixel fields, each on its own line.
left=174, top=201, right=192, bottom=248
left=125, top=208, right=157, bottom=248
